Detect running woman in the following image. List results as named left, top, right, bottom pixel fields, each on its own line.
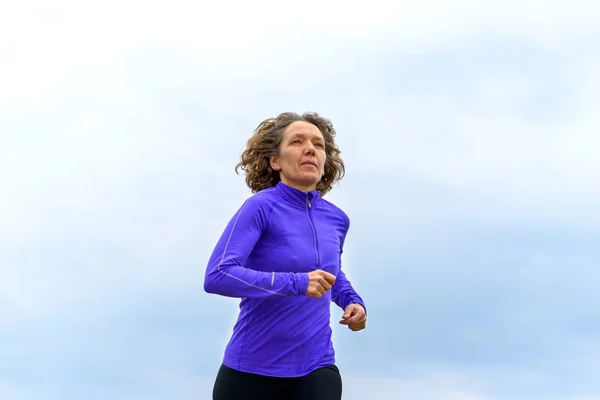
left=204, top=112, right=367, bottom=400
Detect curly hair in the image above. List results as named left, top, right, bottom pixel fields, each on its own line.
left=235, top=112, right=345, bottom=196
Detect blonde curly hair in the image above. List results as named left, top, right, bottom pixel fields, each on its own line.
left=235, top=112, right=345, bottom=196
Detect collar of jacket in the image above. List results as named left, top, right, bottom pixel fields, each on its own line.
left=275, top=181, right=322, bottom=208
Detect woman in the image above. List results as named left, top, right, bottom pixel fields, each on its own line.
left=204, top=111, right=367, bottom=400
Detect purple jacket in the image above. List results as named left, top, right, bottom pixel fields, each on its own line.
left=204, top=181, right=365, bottom=377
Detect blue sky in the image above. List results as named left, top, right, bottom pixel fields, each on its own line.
left=2, top=1, right=600, bottom=399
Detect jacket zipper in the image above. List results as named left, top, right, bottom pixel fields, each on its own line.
left=306, top=196, right=320, bottom=266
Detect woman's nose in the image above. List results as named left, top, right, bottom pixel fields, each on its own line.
left=304, top=144, right=316, bottom=154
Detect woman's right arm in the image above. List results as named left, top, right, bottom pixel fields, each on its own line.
left=204, top=198, right=309, bottom=299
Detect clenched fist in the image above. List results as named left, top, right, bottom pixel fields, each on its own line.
left=339, top=303, right=367, bottom=331
left=306, top=269, right=336, bottom=298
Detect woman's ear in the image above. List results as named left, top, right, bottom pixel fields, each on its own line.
left=270, top=154, right=280, bottom=171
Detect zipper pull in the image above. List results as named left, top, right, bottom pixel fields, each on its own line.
left=307, top=197, right=311, bottom=208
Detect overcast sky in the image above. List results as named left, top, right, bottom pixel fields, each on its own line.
left=2, top=1, right=600, bottom=399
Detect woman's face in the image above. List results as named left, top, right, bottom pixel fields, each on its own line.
left=270, top=121, right=326, bottom=192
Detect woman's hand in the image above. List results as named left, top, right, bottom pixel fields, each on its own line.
left=306, top=269, right=336, bottom=298
left=339, top=303, right=367, bottom=331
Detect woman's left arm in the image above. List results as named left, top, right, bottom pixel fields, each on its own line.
left=330, top=231, right=367, bottom=315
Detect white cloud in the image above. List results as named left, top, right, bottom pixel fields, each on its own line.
left=1, top=0, right=598, bottom=109
left=340, top=52, right=600, bottom=225
left=0, top=381, right=17, bottom=400
left=341, top=372, right=492, bottom=400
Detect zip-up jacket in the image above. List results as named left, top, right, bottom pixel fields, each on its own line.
left=204, top=181, right=366, bottom=377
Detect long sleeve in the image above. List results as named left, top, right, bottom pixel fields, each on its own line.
left=204, top=198, right=309, bottom=299
left=331, top=227, right=367, bottom=313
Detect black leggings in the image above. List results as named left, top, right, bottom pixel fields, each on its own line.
left=212, top=363, right=342, bottom=400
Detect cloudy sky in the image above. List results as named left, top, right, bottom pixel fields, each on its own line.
left=2, top=0, right=600, bottom=399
